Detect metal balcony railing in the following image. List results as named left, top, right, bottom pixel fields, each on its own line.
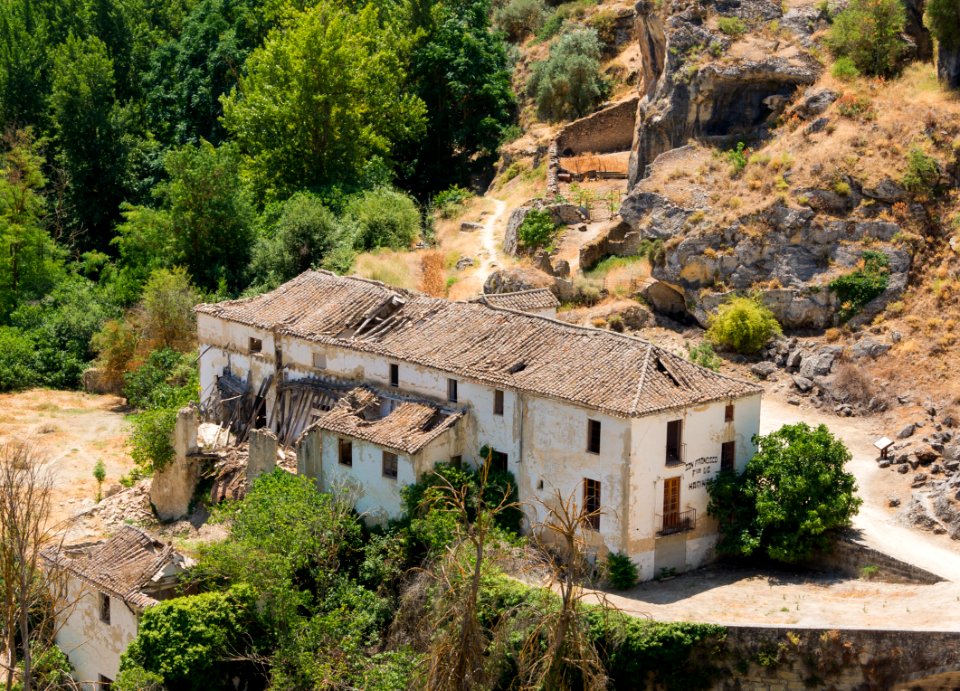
left=657, top=508, right=696, bottom=536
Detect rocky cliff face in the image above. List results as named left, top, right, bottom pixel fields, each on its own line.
left=939, top=46, right=960, bottom=90
left=627, top=0, right=819, bottom=186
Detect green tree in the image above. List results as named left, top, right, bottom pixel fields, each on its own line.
left=706, top=295, right=781, bottom=355
left=119, top=585, right=260, bottom=691
left=139, top=267, right=198, bottom=352
left=493, top=0, right=545, bottom=41
left=0, top=130, right=64, bottom=321
left=828, top=0, right=907, bottom=77
left=249, top=192, right=350, bottom=288
left=222, top=1, right=427, bottom=199
left=0, top=326, right=35, bottom=391
left=527, top=28, right=606, bottom=122
left=0, top=1, right=51, bottom=131
left=516, top=208, right=557, bottom=251
left=156, top=141, right=254, bottom=290
left=346, top=187, right=421, bottom=250
left=707, top=423, right=862, bottom=562
left=49, top=33, right=129, bottom=250
left=926, top=0, right=960, bottom=49
left=401, top=0, right=516, bottom=195
left=92, top=459, right=106, bottom=501
left=110, top=202, right=177, bottom=303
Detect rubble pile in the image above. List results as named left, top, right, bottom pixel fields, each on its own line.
left=84, top=481, right=155, bottom=531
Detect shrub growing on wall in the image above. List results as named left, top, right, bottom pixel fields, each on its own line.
left=516, top=209, right=558, bottom=251
left=706, top=295, right=782, bottom=355
left=828, top=250, right=889, bottom=321
left=827, top=0, right=907, bottom=77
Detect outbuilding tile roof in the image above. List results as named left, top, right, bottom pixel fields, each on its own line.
left=313, top=387, right=462, bottom=454
left=196, top=271, right=761, bottom=418
left=42, top=526, right=187, bottom=610
left=476, top=288, right=560, bottom=312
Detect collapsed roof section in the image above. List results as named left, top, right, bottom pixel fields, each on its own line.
left=196, top=271, right=761, bottom=418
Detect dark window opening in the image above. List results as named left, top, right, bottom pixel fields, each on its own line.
left=249, top=337, right=262, bottom=354
left=390, top=363, right=399, bottom=387
left=666, top=420, right=683, bottom=465
left=490, top=450, right=508, bottom=473
left=508, top=361, right=527, bottom=374
left=721, top=441, right=735, bottom=471
left=725, top=403, right=735, bottom=422
left=98, top=675, right=113, bottom=690
left=338, top=439, right=353, bottom=467
left=99, top=592, right=110, bottom=624
left=447, top=378, right=458, bottom=403
left=583, top=478, right=601, bottom=530
left=382, top=451, right=398, bottom=479
left=450, top=455, right=462, bottom=468
left=587, top=419, right=601, bottom=454
left=494, top=389, right=504, bottom=416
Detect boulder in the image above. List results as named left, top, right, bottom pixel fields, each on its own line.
left=750, top=361, right=778, bottom=380
left=862, top=178, right=907, bottom=204
left=455, top=256, right=475, bottom=270
left=851, top=338, right=891, bottom=359
left=915, top=443, right=940, bottom=465
left=793, top=88, right=839, bottom=119
left=483, top=267, right=554, bottom=294
left=792, top=375, right=814, bottom=393
left=460, top=222, right=483, bottom=232
left=639, top=279, right=687, bottom=316
left=898, top=423, right=917, bottom=439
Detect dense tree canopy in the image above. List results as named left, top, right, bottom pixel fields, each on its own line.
left=707, top=423, right=862, bottom=563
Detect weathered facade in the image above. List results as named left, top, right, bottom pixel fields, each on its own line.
left=42, top=526, right=192, bottom=688
left=196, top=271, right=762, bottom=580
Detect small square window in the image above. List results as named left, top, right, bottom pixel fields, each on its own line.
left=338, top=439, right=353, bottom=467
left=725, top=404, right=735, bottom=423
left=494, top=389, right=504, bottom=416
left=390, top=363, right=399, bottom=388
left=248, top=337, right=262, bottom=354
left=450, top=455, right=462, bottom=468
left=721, top=441, right=736, bottom=471
left=490, top=450, right=508, bottom=472
left=447, top=378, right=458, bottom=403
left=313, top=352, right=326, bottom=369
left=99, top=592, right=111, bottom=624
left=587, top=419, right=601, bottom=454
left=382, top=451, right=398, bottom=479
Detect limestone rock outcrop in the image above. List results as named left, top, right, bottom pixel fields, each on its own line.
left=627, top=0, right=819, bottom=186
left=503, top=201, right=586, bottom=255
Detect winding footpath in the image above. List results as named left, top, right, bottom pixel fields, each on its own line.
left=477, top=197, right=507, bottom=281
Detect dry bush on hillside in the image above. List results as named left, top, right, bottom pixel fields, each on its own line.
left=832, top=361, right=886, bottom=409
left=420, top=250, right=447, bottom=297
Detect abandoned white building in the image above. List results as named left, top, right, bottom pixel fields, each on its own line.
left=41, top=526, right=192, bottom=688
left=195, top=270, right=762, bottom=580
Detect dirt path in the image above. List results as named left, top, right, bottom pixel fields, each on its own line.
left=760, top=393, right=960, bottom=581
left=477, top=197, right=506, bottom=280
left=0, top=389, right=134, bottom=540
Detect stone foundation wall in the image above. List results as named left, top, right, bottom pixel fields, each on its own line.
left=805, top=536, right=943, bottom=585
left=555, top=97, right=639, bottom=157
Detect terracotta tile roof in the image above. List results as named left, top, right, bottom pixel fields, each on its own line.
left=42, top=526, right=188, bottom=610
left=313, top=387, right=462, bottom=454
left=476, top=288, right=559, bottom=312
left=196, top=271, right=762, bottom=417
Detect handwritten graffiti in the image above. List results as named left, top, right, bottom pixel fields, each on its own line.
left=687, top=457, right=720, bottom=489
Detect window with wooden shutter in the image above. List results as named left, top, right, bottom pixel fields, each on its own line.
left=338, top=439, right=353, bottom=467
left=382, top=451, right=398, bottom=479
left=583, top=478, right=601, bottom=530
left=663, top=477, right=680, bottom=526
left=725, top=403, right=735, bottom=422
left=721, top=441, right=735, bottom=471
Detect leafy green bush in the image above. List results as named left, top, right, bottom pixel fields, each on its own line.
left=494, top=0, right=545, bottom=42
left=604, top=552, right=639, bottom=590
left=717, top=16, right=747, bottom=36
left=528, top=29, right=607, bottom=121
left=347, top=187, right=422, bottom=250
left=827, top=0, right=907, bottom=77
left=831, top=56, right=861, bottom=81
left=129, top=407, right=181, bottom=472
left=0, top=327, right=36, bottom=392
left=829, top=250, right=889, bottom=321
left=433, top=185, right=474, bottom=218
left=517, top=209, right=558, bottom=251
left=901, top=147, right=940, bottom=197
left=536, top=11, right=566, bottom=40
left=588, top=9, right=620, bottom=52
left=114, top=668, right=165, bottom=691
left=120, top=585, right=259, bottom=690
left=687, top=341, right=722, bottom=371
left=725, top=141, right=748, bottom=176
left=707, top=422, right=861, bottom=562
left=124, top=348, right=197, bottom=410
left=706, top=296, right=782, bottom=354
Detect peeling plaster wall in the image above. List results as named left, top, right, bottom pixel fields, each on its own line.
left=57, top=577, right=138, bottom=689
left=199, top=318, right=763, bottom=580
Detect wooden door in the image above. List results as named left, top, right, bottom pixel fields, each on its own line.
left=663, top=477, right=680, bottom=528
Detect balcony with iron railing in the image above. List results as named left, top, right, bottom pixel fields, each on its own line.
left=656, top=508, right=696, bottom=536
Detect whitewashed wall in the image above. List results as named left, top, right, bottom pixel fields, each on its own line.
left=56, top=577, right=139, bottom=689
